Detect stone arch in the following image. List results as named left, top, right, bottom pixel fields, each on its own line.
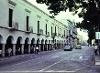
left=24, top=38, right=29, bottom=54
left=55, top=39, right=56, bottom=43
left=30, top=38, right=35, bottom=53
left=57, top=40, right=59, bottom=49
left=0, top=35, right=3, bottom=57
left=37, top=38, right=40, bottom=46
left=44, top=39, right=47, bottom=51
left=49, top=40, right=51, bottom=44
left=54, top=39, right=57, bottom=49
left=5, top=36, right=14, bottom=56
left=58, top=40, right=60, bottom=48
left=64, top=40, right=66, bottom=46
left=31, top=38, right=35, bottom=45
left=45, top=39, right=47, bottom=44
left=16, top=37, right=22, bottom=55
left=0, top=35, right=3, bottom=43
left=48, top=40, right=51, bottom=50
left=41, top=39, right=44, bottom=51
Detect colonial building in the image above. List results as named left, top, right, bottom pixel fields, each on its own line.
left=0, top=0, right=68, bottom=57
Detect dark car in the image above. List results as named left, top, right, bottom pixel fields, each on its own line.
left=64, top=45, right=72, bottom=51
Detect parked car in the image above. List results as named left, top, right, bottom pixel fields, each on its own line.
left=64, top=45, right=72, bottom=51
left=75, top=45, right=81, bottom=49
left=0, top=50, right=2, bottom=56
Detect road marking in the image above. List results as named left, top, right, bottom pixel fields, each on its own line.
left=0, top=70, right=75, bottom=73
left=11, top=55, right=52, bottom=66
left=39, top=59, right=64, bottom=71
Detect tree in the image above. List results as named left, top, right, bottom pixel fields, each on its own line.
left=36, top=0, right=100, bottom=44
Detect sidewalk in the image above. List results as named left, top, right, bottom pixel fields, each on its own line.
left=95, top=55, right=100, bottom=66
left=0, top=49, right=61, bottom=62
left=92, top=55, right=100, bottom=73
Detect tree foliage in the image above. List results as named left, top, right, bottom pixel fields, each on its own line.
left=36, top=0, right=100, bottom=44
left=36, top=0, right=88, bottom=15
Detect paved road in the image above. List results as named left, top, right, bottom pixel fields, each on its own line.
left=0, top=46, right=100, bottom=73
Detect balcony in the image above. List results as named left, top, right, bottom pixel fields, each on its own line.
left=51, top=33, right=56, bottom=38
left=9, top=22, right=19, bottom=31
left=37, top=29, right=43, bottom=36
left=26, top=26, right=33, bottom=33
left=46, top=32, right=50, bottom=37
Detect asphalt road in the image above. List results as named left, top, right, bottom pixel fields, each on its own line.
left=0, top=46, right=100, bottom=73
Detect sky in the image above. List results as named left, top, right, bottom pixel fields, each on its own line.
left=27, top=0, right=88, bottom=41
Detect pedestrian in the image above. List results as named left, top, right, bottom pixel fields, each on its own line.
left=8, top=48, right=12, bottom=56
left=98, top=43, right=100, bottom=55
left=35, top=45, right=39, bottom=54
left=94, top=44, right=98, bottom=55
left=18, top=47, right=20, bottom=54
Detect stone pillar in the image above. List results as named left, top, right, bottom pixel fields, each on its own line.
left=13, top=44, right=16, bottom=56
left=48, top=44, right=49, bottom=50
left=39, top=44, right=41, bottom=52
left=21, top=44, right=24, bottom=54
left=33, top=44, right=35, bottom=52
left=2, top=44, right=5, bottom=57
left=28, top=44, right=31, bottom=54
left=43, top=44, right=44, bottom=51
left=46, top=44, right=48, bottom=51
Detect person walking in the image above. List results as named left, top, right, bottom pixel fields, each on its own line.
left=8, top=48, right=12, bottom=56
left=35, top=45, right=39, bottom=54
left=94, top=44, right=98, bottom=55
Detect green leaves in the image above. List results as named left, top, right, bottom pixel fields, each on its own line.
left=36, top=0, right=100, bottom=42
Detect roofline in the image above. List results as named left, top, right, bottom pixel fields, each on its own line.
left=23, top=0, right=66, bottom=27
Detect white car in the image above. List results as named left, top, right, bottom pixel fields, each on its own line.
left=0, top=50, right=2, bottom=55
left=75, top=45, right=81, bottom=49
left=64, top=45, right=72, bottom=51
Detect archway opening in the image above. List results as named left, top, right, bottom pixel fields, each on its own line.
left=54, top=39, right=57, bottom=49
left=16, top=37, right=22, bottom=55
left=44, top=40, right=47, bottom=51
left=48, top=40, right=50, bottom=50
left=41, top=39, right=44, bottom=51
left=37, top=39, right=40, bottom=46
left=5, top=36, right=13, bottom=56
left=0, top=35, right=3, bottom=57
left=24, top=38, right=29, bottom=54
left=30, top=38, right=35, bottom=53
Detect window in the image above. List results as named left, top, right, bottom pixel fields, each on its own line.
left=26, top=16, right=29, bottom=31
left=46, top=24, right=47, bottom=35
left=55, top=26, right=56, bottom=35
left=37, top=21, right=40, bottom=33
left=64, top=30, right=65, bottom=37
left=9, top=8, right=13, bottom=27
left=51, top=26, right=53, bottom=35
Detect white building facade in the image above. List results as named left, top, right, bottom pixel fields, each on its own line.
left=0, top=0, right=68, bottom=57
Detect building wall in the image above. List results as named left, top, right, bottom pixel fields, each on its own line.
left=0, top=0, right=67, bottom=57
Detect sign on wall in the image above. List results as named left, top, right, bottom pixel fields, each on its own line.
left=96, top=32, right=100, bottom=39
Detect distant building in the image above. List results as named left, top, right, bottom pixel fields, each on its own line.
left=58, top=19, right=77, bottom=48
left=0, top=0, right=68, bottom=57
left=67, top=20, right=77, bottom=48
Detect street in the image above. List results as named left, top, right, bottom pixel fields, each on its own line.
left=0, top=46, right=100, bottom=73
